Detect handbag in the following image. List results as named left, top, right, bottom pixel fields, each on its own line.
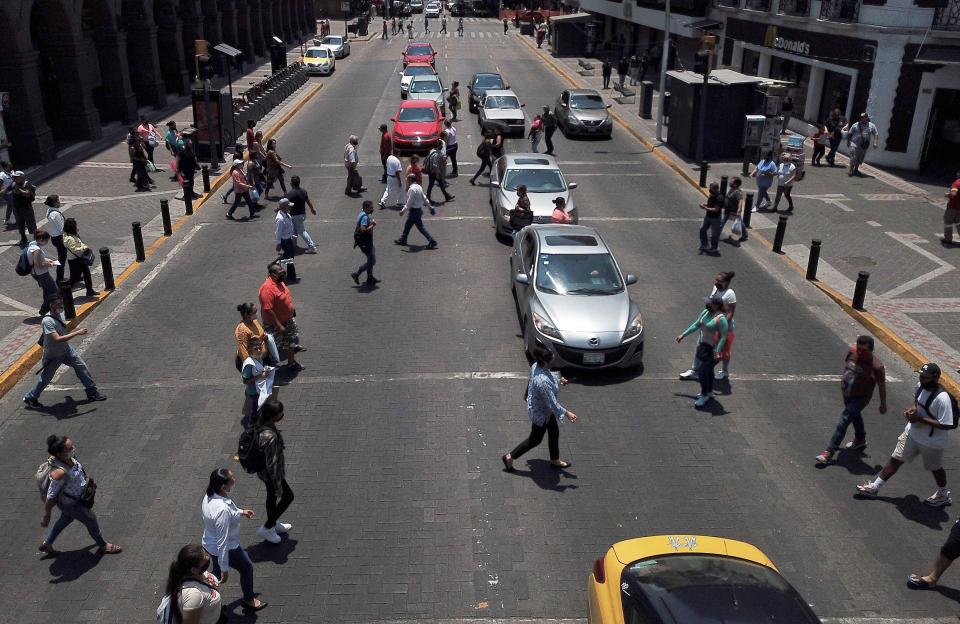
left=147, top=134, right=158, bottom=148
left=80, top=248, right=96, bottom=267
left=146, top=161, right=157, bottom=173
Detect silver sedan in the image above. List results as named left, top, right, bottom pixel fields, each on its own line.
left=315, top=35, right=350, bottom=58
left=489, top=153, right=578, bottom=239
left=554, top=89, right=613, bottom=138
left=510, top=225, right=644, bottom=370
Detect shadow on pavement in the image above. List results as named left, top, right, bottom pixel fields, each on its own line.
left=509, top=458, right=578, bottom=493
left=247, top=537, right=298, bottom=565
left=47, top=546, right=102, bottom=583
left=27, top=396, right=99, bottom=420
left=831, top=450, right=882, bottom=476
left=853, top=493, right=952, bottom=530
left=569, top=365, right=643, bottom=387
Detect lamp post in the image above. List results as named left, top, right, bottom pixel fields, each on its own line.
left=654, top=0, right=670, bottom=143
left=694, top=34, right=715, bottom=165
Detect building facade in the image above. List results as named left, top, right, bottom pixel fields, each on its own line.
left=577, top=0, right=960, bottom=172
left=0, top=0, right=316, bottom=167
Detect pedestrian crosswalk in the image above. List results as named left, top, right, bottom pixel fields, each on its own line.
left=388, top=29, right=507, bottom=41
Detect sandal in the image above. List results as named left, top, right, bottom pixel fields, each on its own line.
left=550, top=460, right=572, bottom=469
left=97, top=543, right=122, bottom=555
left=242, top=599, right=269, bottom=612
left=906, top=574, right=936, bottom=590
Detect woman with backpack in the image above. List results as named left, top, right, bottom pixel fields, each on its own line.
left=39, top=435, right=121, bottom=556
left=63, top=218, right=98, bottom=298
left=26, top=229, right=59, bottom=316
left=254, top=399, right=294, bottom=545
left=675, top=294, right=729, bottom=408
left=469, top=128, right=494, bottom=185
left=161, top=544, right=223, bottom=624
left=200, top=468, right=268, bottom=613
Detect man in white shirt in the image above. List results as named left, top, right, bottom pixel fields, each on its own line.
left=395, top=173, right=437, bottom=249
left=844, top=112, right=879, bottom=177
left=44, top=195, right=67, bottom=282
left=444, top=121, right=458, bottom=177
left=379, top=151, right=404, bottom=210
left=274, top=198, right=296, bottom=260
left=857, top=363, right=957, bottom=506
left=343, top=135, right=365, bottom=196
left=772, top=154, right=796, bottom=213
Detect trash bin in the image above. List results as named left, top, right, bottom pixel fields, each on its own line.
left=269, top=41, right=287, bottom=73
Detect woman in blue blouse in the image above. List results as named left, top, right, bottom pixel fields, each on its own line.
left=503, top=348, right=579, bottom=472
left=676, top=295, right=729, bottom=408
left=751, top=150, right=778, bottom=211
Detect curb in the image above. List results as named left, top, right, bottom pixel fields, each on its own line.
left=516, top=36, right=960, bottom=395
left=0, top=82, right=324, bottom=401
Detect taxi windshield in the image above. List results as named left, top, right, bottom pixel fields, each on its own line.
left=305, top=49, right=329, bottom=58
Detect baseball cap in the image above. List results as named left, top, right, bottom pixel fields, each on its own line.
left=278, top=198, right=291, bottom=208
left=918, top=363, right=942, bottom=377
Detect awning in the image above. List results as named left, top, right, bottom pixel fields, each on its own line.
left=685, top=19, right=723, bottom=31
left=548, top=12, right=593, bottom=23
left=914, top=46, right=960, bottom=65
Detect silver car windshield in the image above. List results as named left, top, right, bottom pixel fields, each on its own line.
left=570, top=94, right=605, bottom=110
left=503, top=169, right=565, bottom=193
left=485, top=96, right=520, bottom=109
left=323, top=37, right=342, bottom=45
left=411, top=79, right=441, bottom=93
left=535, top=253, right=623, bottom=295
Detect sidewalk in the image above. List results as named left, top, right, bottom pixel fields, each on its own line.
left=521, top=36, right=960, bottom=383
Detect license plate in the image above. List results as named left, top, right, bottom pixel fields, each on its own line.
left=583, top=352, right=605, bottom=365
left=588, top=127, right=598, bottom=132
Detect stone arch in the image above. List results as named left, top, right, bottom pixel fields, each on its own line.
left=154, top=0, right=190, bottom=94
left=122, top=0, right=166, bottom=107
left=82, top=0, right=138, bottom=123
left=179, top=0, right=204, bottom=79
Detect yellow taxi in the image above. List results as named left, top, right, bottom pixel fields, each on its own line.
left=302, top=46, right=334, bottom=76
left=588, top=535, right=821, bottom=623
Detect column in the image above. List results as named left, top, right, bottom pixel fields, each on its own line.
left=158, top=16, right=191, bottom=94
left=757, top=52, right=771, bottom=78
left=127, top=22, right=168, bottom=107
left=202, top=0, right=224, bottom=74
left=0, top=50, right=57, bottom=164
left=236, top=0, right=257, bottom=63
left=40, top=40, right=103, bottom=142
left=248, top=0, right=266, bottom=57
left=804, top=66, right=825, bottom=124
left=221, top=0, right=239, bottom=48
left=280, top=0, right=294, bottom=42
left=90, top=29, right=139, bottom=123
left=262, top=0, right=275, bottom=41
left=181, top=0, right=204, bottom=79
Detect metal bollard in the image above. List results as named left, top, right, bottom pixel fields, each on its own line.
left=160, top=199, right=173, bottom=236
left=202, top=165, right=211, bottom=193
left=58, top=280, right=76, bottom=320
left=698, top=161, right=709, bottom=188
left=806, top=239, right=822, bottom=281
left=719, top=175, right=729, bottom=198
left=742, top=193, right=754, bottom=229
left=852, top=271, right=870, bottom=310
left=772, top=216, right=788, bottom=254
left=99, top=247, right=115, bottom=290
left=132, top=221, right=146, bottom=262
left=184, top=189, right=194, bottom=215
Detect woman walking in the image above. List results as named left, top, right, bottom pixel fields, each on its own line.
left=201, top=468, right=268, bottom=613
left=676, top=294, right=729, bottom=407
left=528, top=114, right=543, bottom=153
left=221, top=144, right=246, bottom=204
left=27, top=229, right=59, bottom=316
left=263, top=139, right=293, bottom=200
left=63, top=218, right=98, bottom=297
left=235, top=302, right=273, bottom=368
left=44, top=195, right=67, bottom=283
left=255, top=399, right=295, bottom=545
left=447, top=81, right=461, bottom=121
left=719, top=177, right=746, bottom=243
left=240, top=337, right=275, bottom=429
left=226, top=159, right=258, bottom=221
left=470, top=128, right=494, bottom=185
left=711, top=272, right=737, bottom=380
left=751, top=151, right=778, bottom=211
left=39, top=435, right=122, bottom=556
left=502, top=348, right=579, bottom=472
left=406, top=155, right=423, bottom=187
left=162, top=544, right=223, bottom=624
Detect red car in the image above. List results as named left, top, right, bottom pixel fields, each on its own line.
left=391, top=100, right=443, bottom=153
left=402, top=42, right=437, bottom=67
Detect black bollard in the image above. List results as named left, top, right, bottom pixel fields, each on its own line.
left=202, top=165, right=211, bottom=193
left=132, top=221, right=146, bottom=262
left=161, top=199, right=172, bottom=236
left=99, top=247, right=115, bottom=290
left=58, top=280, right=76, bottom=319
left=852, top=271, right=870, bottom=310
left=742, top=193, right=754, bottom=229
left=806, top=239, right=821, bottom=281
left=719, top=175, right=729, bottom=197
left=772, top=215, right=788, bottom=254
left=184, top=189, right=194, bottom=215
left=698, top=161, right=709, bottom=188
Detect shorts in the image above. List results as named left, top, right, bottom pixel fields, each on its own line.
left=942, top=518, right=960, bottom=561
left=891, top=432, right=944, bottom=471
left=264, top=318, right=300, bottom=351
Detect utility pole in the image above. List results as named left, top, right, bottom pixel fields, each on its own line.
left=654, top=0, right=670, bottom=143
left=694, top=34, right=715, bottom=164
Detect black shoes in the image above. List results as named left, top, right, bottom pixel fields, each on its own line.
left=23, top=396, right=41, bottom=409
left=87, top=393, right=107, bottom=402
left=426, top=241, right=438, bottom=249
left=351, top=272, right=360, bottom=285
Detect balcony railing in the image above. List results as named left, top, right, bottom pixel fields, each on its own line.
left=777, top=0, right=810, bottom=16
left=933, top=0, right=960, bottom=31
left=714, top=0, right=741, bottom=7
left=819, top=0, right=860, bottom=22
left=744, top=0, right=771, bottom=10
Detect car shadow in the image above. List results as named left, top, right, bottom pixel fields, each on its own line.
left=47, top=546, right=104, bottom=583
left=852, top=493, right=952, bottom=529
left=246, top=537, right=298, bottom=564
left=570, top=365, right=644, bottom=386
left=507, top=458, right=579, bottom=492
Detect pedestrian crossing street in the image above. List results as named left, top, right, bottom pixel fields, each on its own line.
left=386, top=29, right=509, bottom=41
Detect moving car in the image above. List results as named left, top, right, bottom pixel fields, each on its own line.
left=588, top=535, right=822, bottom=623
left=468, top=72, right=507, bottom=113
left=402, top=42, right=437, bottom=67
left=407, top=74, right=447, bottom=115
left=425, top=2, right=441, bottom=17
left=302, top=46, right=335, bottom=75
left=478, top=89, right=525, bottom=135
left=471, top=0, right=490, bottom=15
left=410, top=0, right=424, bottom=12
left=399, top=62, right=437, bottom=97
left=554, top=88, right=613, bottom=138
left=510, top=225, right=643, bottom=369
left=490, top=154, right=578, bottom=238
left=317, top=34, right=350, bottom=58
left=391, top=99, right=444, bottom=153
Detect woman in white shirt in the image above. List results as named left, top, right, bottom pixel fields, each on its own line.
left=163, top=544, right=223, bottom=624
left=711, top=271, right=737, bottom=380
left=44, top=195, right=67, bottom=282
left=201, top=469, right=268, bottom=613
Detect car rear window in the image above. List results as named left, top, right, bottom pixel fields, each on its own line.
left=544, top=236, right=597, bottom=246
left=405, top=66, right=434, bottom=76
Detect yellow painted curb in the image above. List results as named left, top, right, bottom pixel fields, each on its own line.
left=0, top=83, right=324, bottom=401
left=518, top=36, right=960, bottom=394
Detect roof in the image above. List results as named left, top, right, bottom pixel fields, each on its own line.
left=482, top=89, right=518, bottom=97
left=532, top=225, right=608, bottom=251
left=548, top=12, right=592, bottom=23
left=566, top=88, right=602, bottom=96
left=502, top=153, right=558, bottom=169
left=471, top=72, right=503, bottom=77
left=405, top=42, right=434, bottom=48
left=667, top=68, right=778, bottom=86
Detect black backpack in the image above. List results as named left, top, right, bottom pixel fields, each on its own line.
left=236, top=427, right=266, bottom=473
left=15, top=247, right=32, bottom=276
left=915, top=385, right=959, bottom=436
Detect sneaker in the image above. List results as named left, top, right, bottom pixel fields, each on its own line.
left=694, top=393, right=712, bottom=407
left=856, top=482, right=880, bottom=497
left=225, top=213, right=235, bottom=220
left=714, top=370, right=727, bottom=380
left=844, top=438, right=867, bottom=451
left=366, top=277, right=381, bottom=284
left=925, top=489, right=953, bottom=508
left=378, top=201, right=386, bottom=210
left=256, top=525, right=281, bottom=544
left=350, top=272, right=360, bottom=285
left=23, top=396, right=41, bottom=409
left=87, top=393, right=107, bottom=402
left=274, top=522, right=293, bottom=534
left=814, top=451, right=833, bottom=465
left=679, top=369, right=696, bottom=380
left=305, top=247, right=318, bottom=254
left=426, top=241, right=438, bottom=249
left=394, top=239, right=407, bottom=246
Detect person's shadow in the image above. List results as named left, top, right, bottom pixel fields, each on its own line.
left=821, top=449, right=881, bottom=476
left=246, top=537, right=298, bottom=565
left=507, top=459, right=578, bottom=492
left=29, top=396, right=98, bottom=420
left=853, top=493, right=952, bottom=530
left=47, top=546, right=104, bottom=583
left=672, top=392, right=730, bottom=417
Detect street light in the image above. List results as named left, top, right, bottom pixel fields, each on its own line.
left=654, top=0, right=670, bottom=144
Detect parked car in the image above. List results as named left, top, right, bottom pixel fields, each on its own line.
left=410, top=0, right=424, bottom=12
left=588, top=535, right=822, bottom=623
left=407, top=74, right=447, bottom=115
left=399, top=62, right=437, bottom=98
left=468, top=72, right=507, bottom=113
left=510, top=225, right=644, bottom=369
left=391, top=99, right=444, bottom=153
left=489, top=153, right=578, bottom=238
left=402, top=42, right=437, bottom=67
left=316, top=34, right=350, bottom=58
left=302, top=46, right=335, bottom=75
left=425, top=2, right=441, bottom=17
left=478, top=89, right=525, bottom=135
left=554, top=89, right=613, bottom=138
left=450, top=2, right=466, bottom=15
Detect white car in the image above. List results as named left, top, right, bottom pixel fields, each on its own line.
left=302, top=46, right=335, bottom=75
left=315, top=35, right=350, bottom=58
left=410, top=0, right=424, bottom=11
left=407, top=74, right=447, bottom=116
left=478, top=89, right=525, bottom=136
left=425, top=2, right=441, bottom=17
left=399, top=63, right=437, bottom=97
left=490, top=153, right=578, bottom=238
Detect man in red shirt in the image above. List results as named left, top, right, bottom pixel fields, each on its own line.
left=943, top=169, right=960, bottom=247
left=379, top=124, right=393, bottom=184
left=258, top=262, right=304, bottom=371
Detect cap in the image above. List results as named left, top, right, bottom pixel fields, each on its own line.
left=860, top=112, right=869, bottom=119
left=12, top=170, right=24, bottom=177
left=552, top=197, right=566, bottom=205
left=233, top=159, right=244, bottom=166
left=704, top=294, right=724, bottom=306
left=278, top=198, right=292, bottom=208
left=918, top=363, right=942, bottom=377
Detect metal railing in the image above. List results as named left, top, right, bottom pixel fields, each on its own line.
left=933, top=0, right=960, bottom=31
left=777, top=0, right=810, bottom=16
left=819, top=0, right=860, bottom=22
left=744, top=0, right=771, bottom=11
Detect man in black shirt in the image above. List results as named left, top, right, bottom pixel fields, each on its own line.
left=541, top=106, right=558, bottom=155
left=285, top=175, right=317, bottom=254
left=12, top=171, right=37, bottom=246
left=698, top=182, right=723, bottom=254
left=602, top=58, right=612, bottom=90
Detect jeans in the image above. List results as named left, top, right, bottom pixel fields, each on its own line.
left=544, top=127, right=555, bottom=154
left=265, top=171, right=287, bottom=197
left=719, top=211, right=746, bottom=241
left=530, top=134, right=541, bottom=153
left=264, top=478, right=295, bottom=529
left=228, top=191, right=256, bottom=218
left=355, top=243, right=376, bottom=280
left=209, top=546, right=256, bottom=601
left=695, top=349, right=716, bottom=396
left=278, top=237, right=295, bottom=260
left=699, top=215, right=721, bottom=250
left=827, top=396, right=868, bottom=453
left=291, top=214, right=316, bottom=249
left=510, top=415, right=560, bottom=461
left=827, top=136, right=841, bottom=164
left=50, top=235, right=67, bottom=282
left=33, top=272, right=59, bottom=314
left=446, top=144, right=458, bottom=175
left=380, top=177, right=404, bottom=207
left=399, top=209, right=435, bottom=244
left=603, top=73, right=611, bottom=89
left=756, top=184, right=772, bottom=209
left=45, top=500, right=106, bottom=547
left=426, top=173, right=451, bottom=201
left=26, top=346, right=99, bottom=400
left=774, top=185, right=794, bottom=211
left=68, top=257, right=95, bottom=294
left=3, top=191, right=13, bottom=223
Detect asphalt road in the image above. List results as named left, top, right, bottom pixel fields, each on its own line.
left=0, top=18, right=958, bottom=624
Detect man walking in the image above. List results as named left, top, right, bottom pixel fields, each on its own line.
left=440, top=15, right=448, bottom=34
left=379, top=149, right=404, bottom=210
left=844, top=112, right=879, bottom=177
left=857, top=363, right=956, bottom=506
left=772, top=154, right=796, bottom=213
left=458, top=17, right=464, bottom=36
left=274, top=198, right=296, bottom=261
left=443, top=121, right=458, bottom=177
left=907, top=514, right=960, bottom=590
left=942, top=169, right=960, bottom=247
left=541, top=106, right=557, bottom=155
left=11, top=170, right=37, bottom=246
left=815, top=336, right=887, bottom=464
left=23, top=296, right=106, bottom=408
left=408, top=20, right=414, bottom=38
left=824, top=106, right=845, bottom=167
left=425, top=141, right=454, bottom=203
left=286, top=176, right=317, bottom=254
left=424, top=13, right=430, bottom=33
left=344, top=135, right=366, bottom=196
left=382, top=18, right=389, bottom=39
left=1, top=160, right=14, bottom=228
left=503, top=18, right=508, bottom=34
left=697, top=182, right=723, bottom=254
left=617, top=57, right=629, bottom=90
left=258, top=263, right=304, bottom=371
left=602, top=58, right=612, bottom=90
left=395, top=173, right=438, bottom=249
left=351, top=200, right=380, bottom=286
left=379, top=124, right=393, bottom=184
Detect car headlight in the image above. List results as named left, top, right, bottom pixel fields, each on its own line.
left=533, top=312, right=564, bottom=342
left=601, top=118, right=612, bottom=126
left=568, top=115, right=582, bottom=125
left=622, top=312, right=643, bottom=342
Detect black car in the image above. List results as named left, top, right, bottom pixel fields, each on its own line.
left=450, top=2, right=465, bottom=15
left=468, top=72, right=508, bottom=114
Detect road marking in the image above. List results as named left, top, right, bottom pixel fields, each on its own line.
left=571, top=172, right=653, bottom=177
left=0, top=293, right=36, bottom=314
left=794, top=193, right=854, bottom=212
left=860, top=193, right=919, bottom=201
left=866, top=220, right=882, bottom=227
left=881, top=231, right=954, bottom=298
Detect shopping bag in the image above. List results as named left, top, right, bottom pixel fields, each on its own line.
left=249, top=188, right=260, bottom=203
left=731, top=217, right=743, bottom=238
left=146, top=161, right=157, bottom=173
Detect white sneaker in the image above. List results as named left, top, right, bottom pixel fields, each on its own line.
left=694, top=393, right=712, bottom=407
left=257, top=525, right=281, bottom=544
left=856, top=482, right=879, bottom=498
left=925, top=489, right=953, bottom=508
left=679, top=369, right=696, bottom=380
left=714, top=370, right=727, bottom=380
left=274, top=522, right=293, bottom=534
left=305, top=247, right=318, bottom=254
